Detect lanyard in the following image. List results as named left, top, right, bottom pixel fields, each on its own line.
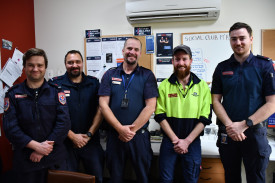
left=122, top=74, right=135, bottom=98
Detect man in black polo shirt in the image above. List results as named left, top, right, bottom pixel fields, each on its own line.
left=212, top=22, right=275, bottom=183
left=99, top=37, right=158, bottom=183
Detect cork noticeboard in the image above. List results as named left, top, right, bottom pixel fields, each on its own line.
left=262, top=29, right=275, bottom=60
left=84, top=34, right=153, bottom=77
left=134, top=35, right=153, bottom=71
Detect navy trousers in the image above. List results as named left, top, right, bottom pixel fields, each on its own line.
left=218, top=127, right=271, bottom=183
left=14, top=160, right=66, bottom=183
left=66, top=140, right=105, bottom=183
left=106, top=129, right=153, bottom=183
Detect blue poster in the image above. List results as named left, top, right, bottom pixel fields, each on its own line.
left=146, top=35, right=154, bottom=54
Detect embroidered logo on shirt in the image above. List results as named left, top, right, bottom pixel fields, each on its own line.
left=168, top=93, right=178, bottom=98
left=15, top=94, right=27, bottom=98
left=192, top=92, right=199, bottom=97
left=112, top=77, right=122, bottom=81
left=4, top=98, right=9, bottom=111
left=222, top=71, right=234, bottom=75
left=58, top=92, right=66, bottom=105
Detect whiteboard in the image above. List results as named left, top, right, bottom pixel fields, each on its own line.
left=182, top=32, right=233, bottom=82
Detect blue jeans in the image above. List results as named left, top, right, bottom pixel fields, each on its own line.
left=159, top=137, right=201, bottom=183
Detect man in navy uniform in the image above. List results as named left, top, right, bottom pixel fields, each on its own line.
left=49, top=50, right=104, bottom=183
left=212, top=22, right=275, bottom=183
left=99, top=37, right=158, bottom=183
left=3, top=48, right=70, bottom=183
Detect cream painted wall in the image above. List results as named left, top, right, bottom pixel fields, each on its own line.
left=34, top=1, right=275, bottom=182
left=34, top=0, right=275, bottom=78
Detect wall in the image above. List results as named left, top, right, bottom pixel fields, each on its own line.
left=34, top=0, right=275, bottom=78
left=0, top=0, right=35, bottom=172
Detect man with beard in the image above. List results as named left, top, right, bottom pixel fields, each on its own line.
left=49, top=50, right=104, bottom=183
left=154, top=45, right=212, bottom=183
left=212, top=22, right=275, bottom=183
left=99, top=37, right=158, bottom=183
left=3, top=48, right=70, bottom=183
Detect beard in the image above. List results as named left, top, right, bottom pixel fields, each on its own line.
left=124, top=53, right=137, bottom=65
left=125, top=59, right=137, bottom=65
left=68, top=67, right=81, bottom=78
left=174, top=65, right=191, bottom=79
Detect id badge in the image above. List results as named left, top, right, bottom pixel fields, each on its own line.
left=221, top=133, right=228, bottom=144
left=121, top=98, right=129, bottom=108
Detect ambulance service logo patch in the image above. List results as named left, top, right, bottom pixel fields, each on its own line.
left=4, top=98, right=10, bottom=111
left=58, top=92, right=66, bottom=105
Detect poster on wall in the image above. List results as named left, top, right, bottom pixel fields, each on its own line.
left=155, top=58, right=173, bottom=83
left=134, top=26, right=151, bottom=36
left=146, top=35, right=154, bottom=54
left=85, top=29, right=101, bottom=38
left=156, top=33, right=173, bottom=57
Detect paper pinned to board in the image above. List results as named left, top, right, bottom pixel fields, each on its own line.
left=0, top=58, right=22, bottom=87
left=12, top=48, right=24, bottom=70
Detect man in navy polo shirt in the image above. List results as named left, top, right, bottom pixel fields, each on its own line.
left=212, top=22, right=275, bottom=183
left=49, top=50, right=104, bottom=183
left=99, top=37, right=158, bottom=183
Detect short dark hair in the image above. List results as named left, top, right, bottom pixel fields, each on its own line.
left=64, top=50, right=83, bottom=64
left=229, top=22, right=253, bottom=37
left=23, top=48, right=48, bottom=68
left=123, top=37, right=142, bottom=50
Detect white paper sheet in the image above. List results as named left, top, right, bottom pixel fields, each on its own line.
left=86, top=38, right=102, bottom=57
left=12, top=48, right=24, bottom=70
left=0, top=58, right=22, bottom=87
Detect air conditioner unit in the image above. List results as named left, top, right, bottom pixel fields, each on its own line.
left=126, top=0, right=221, bottom=24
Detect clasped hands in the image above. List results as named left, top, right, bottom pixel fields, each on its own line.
left=226, top=120, right=248, bottom=141
left=172, top=138, right=191, bottom=154
left=118, top=124, right=136, bottom=142
left=30, top=140, right=54, bottom=163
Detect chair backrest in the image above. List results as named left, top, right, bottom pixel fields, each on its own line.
left=47, top=170, right=95, bottom=183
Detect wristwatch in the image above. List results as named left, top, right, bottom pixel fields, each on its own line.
left=246, top=119, right=253, bottom=128
left=86, top=132, right=93, bottom=138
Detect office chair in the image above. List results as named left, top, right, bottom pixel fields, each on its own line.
left=47, top=170, right=95, bottom=183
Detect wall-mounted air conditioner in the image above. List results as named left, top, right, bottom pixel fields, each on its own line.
left=126, top=0, right=221, bottom=24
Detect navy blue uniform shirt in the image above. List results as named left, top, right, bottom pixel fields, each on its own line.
left=98, top=63, right=158, bottom=127
left=49, top=72, right=100, bottom=140
left=3, top=80, right=70, bottom=172
left=211, top=53, right=275, bottom=125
